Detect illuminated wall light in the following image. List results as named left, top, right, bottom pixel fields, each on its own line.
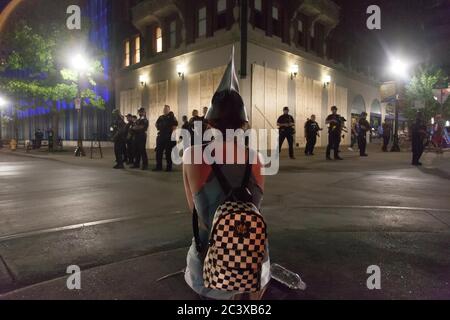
left=177, top=64, right=186, bottom=80
left=323, top=75, right=331, bottom=88
left=139, top=74, right=148, bottom=87
left=290, top=64, right=299, bottom=80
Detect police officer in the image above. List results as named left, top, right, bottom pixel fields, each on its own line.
left=124, top=114, right=134, bottom=164
left=277, top=107, right=296, bottom=159
left=131, top=107, right=149, bottom=170
left=189, top=109, right=203, bottom=145
left=382, top=120, right=392, bottom=152
left=111, top=109, right=127, bottom=169
left=304, top=115, right=322, bottom=156
left=358, top=112, right=370, bottom=157
left=411, top=111, right=427, bottom=166
left=47, top=128, right=54, bottom=152
left=325, top=106, right=343, bottom=160
left=129, top=115, right=138, bottom=164
left=154, top=105, right=178, bottom=172
left=35, top=129, right=44, bottom=149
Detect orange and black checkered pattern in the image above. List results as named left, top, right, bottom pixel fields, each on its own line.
left=203, top=201, right=267, bottom=293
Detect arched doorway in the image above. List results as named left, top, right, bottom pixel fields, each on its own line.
left=350, top=95, right=366, bottom=134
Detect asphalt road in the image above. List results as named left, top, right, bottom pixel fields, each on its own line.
left=0, top=148, right=449, bottom=299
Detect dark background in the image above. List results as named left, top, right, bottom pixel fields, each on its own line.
left=334, top=0, right=450, bottom=79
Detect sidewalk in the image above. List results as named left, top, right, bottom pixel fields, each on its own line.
left=0, top=246, right=306, bottom=300
left=0, top=146, right=156, bottom=169
left=1, top=143, right=449, bottom=174
left=0, top=248, right=200, bottom=300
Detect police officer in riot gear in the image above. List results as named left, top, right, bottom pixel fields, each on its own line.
left=304, top=115, right=322, bottom=156
left=154, top=105, right=178, bottom=172
left=325, top=106, right=344, bottom=160
left=277, top=107, right=296, bottom=159
left=111, top=109, right=127, bottom=169
left=124, top=114, right=134, bottom=164
left=131, top=107, right=149, bottom=170
left=358, top=112, right=370, bottom=157
left=411, top=111, right=427, bottom=166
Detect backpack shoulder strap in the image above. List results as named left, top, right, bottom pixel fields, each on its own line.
left=241, top=149, right=252, bottom=188
left=211, top=162, right=232, bottom=195
left=192, top=207, right=202, bottom=254
left=211, top=148, right=252, bottom=194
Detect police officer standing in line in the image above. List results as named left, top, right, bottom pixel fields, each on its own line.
left=124, top=114, right=134, bottom=164
left=154, top=105, right=178, bottom=172
left=189, top=109, right=203, bottom=145
left=131, top=107, right=149, bottom=170
left=357, top=112, right=370, bottom=157
left=277, top=107, right=296, bottom=159
left=111, top=109, right=127, bottom=169
left=35, top=129, right=44, bottom=149
left=325, top=106, right=344, bottom=160
left=200, top=106, right=209, bottom=139
left=129, top=115, right=138, bottom=163
left=381, top=120, right=392, bottom=152
left=304, top=114, right=322, bottom=156
left=411, top=111, right=427, bottom=166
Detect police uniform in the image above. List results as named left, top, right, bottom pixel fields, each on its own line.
left=277, top=114, right=295, bottom=158
left=358, top=117, right=370, bottom=156
left=125, top=119, right=135, bottom=164
left=155, top=113, right=178, bottom=171
left=133, top=116, right=149, bottom=169
left=382, top=122, right=391, bottom=152
left=304, top=120, right=321, bottom=155
left=111, top=116, right=127, bottom=168
left=326, top=113, right=343, bottom=160
left=411, top=118, right=427, bottom=165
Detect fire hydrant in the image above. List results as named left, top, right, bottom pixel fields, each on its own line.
left=10, top=139, right=17, bottom=151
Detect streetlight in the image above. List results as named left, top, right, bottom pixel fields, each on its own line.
left=70, top=53, right=90, bottom=157
left=0, top=95, right=6, bottom=148
left=389, top=57, right=410, bottom=152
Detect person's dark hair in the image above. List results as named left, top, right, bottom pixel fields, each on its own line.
left=207, top=92, right=247, bottom=134
left=331, top=106, right=338, bottom=110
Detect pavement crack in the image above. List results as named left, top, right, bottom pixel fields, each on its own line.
left=425, top=210, right=450, bottom=228
left=0, top=255, right=16, bottom=283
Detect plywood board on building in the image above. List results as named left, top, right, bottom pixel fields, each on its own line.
left=187, top=73, right=200, bottom=117
left=251, top=64, right=266, bottom=131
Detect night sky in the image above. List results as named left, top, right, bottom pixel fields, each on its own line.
left=334, top=0, right=450, bottom=79
left=0, top=0, right=10, bottom=12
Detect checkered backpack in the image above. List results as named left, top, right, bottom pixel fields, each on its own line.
left=192, top=157, right=267, bottom=293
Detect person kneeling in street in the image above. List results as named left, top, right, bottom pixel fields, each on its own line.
left=183, top=49, right=270, bottom=300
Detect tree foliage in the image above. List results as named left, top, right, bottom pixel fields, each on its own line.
left=0, top=21, right=105, bottom=110
left=405, top=66, right=449, bottom=121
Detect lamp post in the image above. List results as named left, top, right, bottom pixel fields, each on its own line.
left=389, top=58, right=409, bottom=152
left=0, top=95, right=6, bottom=149
left=71, top=54, right=89, bottom=157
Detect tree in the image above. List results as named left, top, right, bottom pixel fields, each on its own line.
left=0, top=21, right=105, bottom=147
left=405, top=66, right=449, bottom=122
